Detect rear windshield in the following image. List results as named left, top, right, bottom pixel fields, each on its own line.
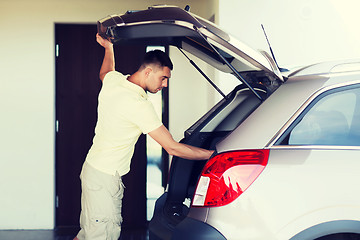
left=186, top=85, right=267, bottom=137
left=201, top=89, right=262, bottom=132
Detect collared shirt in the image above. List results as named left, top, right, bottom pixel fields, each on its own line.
left=85, top=71, right=162, bottom=176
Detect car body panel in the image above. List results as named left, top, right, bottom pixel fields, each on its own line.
left=216, top=74, right=329, bottom=152
left=206, top=70, right=360, bottom=239
left=217, top=64, right=360, bottom=153
left=196, top=148, right=360, bottom=240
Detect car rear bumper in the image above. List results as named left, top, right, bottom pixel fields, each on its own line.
left=171, top=217, right=226, bottom=240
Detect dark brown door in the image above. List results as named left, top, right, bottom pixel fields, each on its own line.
left=55, top=24, right=148, bottom=229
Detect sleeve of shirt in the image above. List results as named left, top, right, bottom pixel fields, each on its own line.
left=126, top=100, right=163, bottom=134
left=103, top=71, right=122, bottom=86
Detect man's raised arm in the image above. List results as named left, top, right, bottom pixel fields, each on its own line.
left=96, top=33, right=115, bottom=81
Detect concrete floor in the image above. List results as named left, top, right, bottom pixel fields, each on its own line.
left=0, top=227, right=149, bottom=240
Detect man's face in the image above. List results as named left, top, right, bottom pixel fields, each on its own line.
left=146, top=66, right=171, bottom=94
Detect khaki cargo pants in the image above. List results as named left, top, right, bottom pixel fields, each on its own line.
left=76, top=162, right=125, bottom=240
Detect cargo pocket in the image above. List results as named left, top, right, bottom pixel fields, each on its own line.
left=111, top=179, right=125, bottom=227
left=105, top=177, right=124, bottom=240
left=82, top=177, right=104, bottom=214
left=85, top=215, right=109, bottom=240
left=83, top=186, right=121, bottom=240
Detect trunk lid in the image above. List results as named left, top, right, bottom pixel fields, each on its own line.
left=97, top=5, right=283, bottom=83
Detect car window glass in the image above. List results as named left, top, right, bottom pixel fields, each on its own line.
left=288, top=87, right=360, bottom=146
left=201, top=89, right=262, bottom=132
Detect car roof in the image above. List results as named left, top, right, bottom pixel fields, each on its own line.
left=288, top=59, right=360, bottom=77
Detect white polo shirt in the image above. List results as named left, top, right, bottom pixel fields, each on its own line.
left=85, top=71, right=162, bottom=176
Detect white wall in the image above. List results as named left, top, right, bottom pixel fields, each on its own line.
left=218, top=0, right=360, bottom=69
left=169, top=47, right=218, bottom=142
left=0, top=0, right=217, bottom=229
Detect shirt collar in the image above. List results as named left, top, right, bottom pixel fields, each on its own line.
left=122, top=75, right=148, bottom=100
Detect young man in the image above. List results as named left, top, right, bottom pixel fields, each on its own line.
left=74, top=34, right=214, bottom=240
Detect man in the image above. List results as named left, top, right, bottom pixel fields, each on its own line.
left=74, top=34, right=214, bottom=240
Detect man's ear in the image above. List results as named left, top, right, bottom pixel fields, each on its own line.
left=144, top=66, right=152, bottom=77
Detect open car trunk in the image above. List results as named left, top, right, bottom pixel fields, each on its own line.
left=97, top=5, right=284, bottom=239
left=148, top=83, right=270, bottom=239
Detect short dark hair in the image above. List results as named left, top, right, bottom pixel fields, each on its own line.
left=140, top=50, right=173, bottom=70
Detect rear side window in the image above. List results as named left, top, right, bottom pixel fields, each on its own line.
left=281, top=85, right=360, bottom=146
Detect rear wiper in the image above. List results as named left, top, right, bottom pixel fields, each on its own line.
left=178, top=47, right=227, bottom=99
left=194, top=26, right=263, bottom=101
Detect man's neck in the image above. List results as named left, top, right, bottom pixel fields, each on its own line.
left=127, top=72, right=146, bottom=91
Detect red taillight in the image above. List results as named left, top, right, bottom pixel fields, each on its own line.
left=192, top=149, right=269, bottom=207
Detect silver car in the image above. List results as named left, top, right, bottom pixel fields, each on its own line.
left=98, top=5, right=360, bottom=240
